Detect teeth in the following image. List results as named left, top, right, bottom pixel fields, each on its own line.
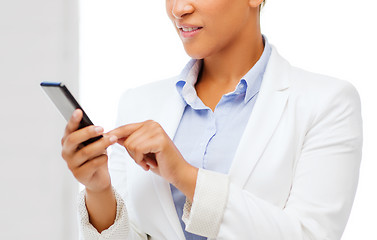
left=182, top=27, right=199, bottom=32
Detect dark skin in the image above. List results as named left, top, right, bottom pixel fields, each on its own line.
left=62, top=0, right=264, bottom=233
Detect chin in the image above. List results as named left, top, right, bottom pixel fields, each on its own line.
left=182, top=44, right=210, bottom=60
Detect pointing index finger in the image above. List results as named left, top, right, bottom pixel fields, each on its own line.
left=107, top=122, right=144, bottom=142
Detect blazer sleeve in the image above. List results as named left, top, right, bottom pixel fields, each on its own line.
left=183, top=82, right=363, bottom=240
left=77, top=89, right=149, bottom=240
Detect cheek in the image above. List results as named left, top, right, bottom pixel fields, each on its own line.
left=165, top=1, right=173, bottom=21
left=203, top=1, right=246, bottom=32
left=165, top=3, right=178, bottom=33
left=209, top=3, right=251, bottom=41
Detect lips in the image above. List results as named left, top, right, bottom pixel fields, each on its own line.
left=181, top=27, right=201, bottom=32
left=176, top=24, right=203, bottom=38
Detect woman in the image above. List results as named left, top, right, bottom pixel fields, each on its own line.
left=61, top=0, right=362, bottom=239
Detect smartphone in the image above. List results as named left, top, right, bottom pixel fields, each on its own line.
left=40, top=82, right=103, bottom=146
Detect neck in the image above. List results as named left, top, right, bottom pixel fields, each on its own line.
left=199, top=22, right=264, bottom=87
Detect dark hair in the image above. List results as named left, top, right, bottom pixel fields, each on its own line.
left=260, top=0, right=266, bottom=12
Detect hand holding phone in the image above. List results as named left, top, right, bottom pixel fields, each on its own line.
left=41, top=81, right=117, bottom=194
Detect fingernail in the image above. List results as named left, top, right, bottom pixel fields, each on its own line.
left=73, top=110, right=79, bottom=119
left=109, top=135, right=117, bottom=143
left=95, top=126, right=104, bottom=133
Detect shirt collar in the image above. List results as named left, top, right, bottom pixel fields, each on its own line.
left=176, top=60, right=203, bottom=106
left=176, top=35, right=272, bottom=105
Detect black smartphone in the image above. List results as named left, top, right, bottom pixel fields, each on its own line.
left=40, top=82, right=103, bottom=146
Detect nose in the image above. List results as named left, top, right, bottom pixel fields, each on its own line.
left=171, top=0, right=194, bottom=19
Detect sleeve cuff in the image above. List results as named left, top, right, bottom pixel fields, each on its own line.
left=77, top=187, right=129, bottom=239
left=182, top=168, right=230, bottom=238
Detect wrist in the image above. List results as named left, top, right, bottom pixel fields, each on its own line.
left=85, top=176, right=112, bottom=194
left=172, top=163, right=198, bottom=202
left=85, top=184, right=114, bottom=202
left=85, top=184, right=117, bottom=232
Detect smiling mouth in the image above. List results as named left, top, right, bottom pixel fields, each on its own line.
left=180, top=27, right=202, bottom=32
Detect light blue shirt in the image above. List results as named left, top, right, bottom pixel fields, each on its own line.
left=171, top=37, right=272, bottom=239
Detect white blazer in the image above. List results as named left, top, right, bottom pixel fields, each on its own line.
left=78, top=46, right=363, bottom=240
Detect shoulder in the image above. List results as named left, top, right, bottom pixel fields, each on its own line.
left=267, top=46, right=360, bottom=108
left=279, top=55, right=361, bottom=132
left=270, top=46, right=359, bottom=103
left=289, top=66, right=360, bottom=107
left=269, top=46, right=361, bottom=126
left=292, top=66, right=357, bottom=94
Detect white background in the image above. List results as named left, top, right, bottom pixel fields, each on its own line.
left=80, top=0, right=377, bottom=239
left=1, top=0, right=374, bottom=239
left=0, top=0, right=78, bottom=239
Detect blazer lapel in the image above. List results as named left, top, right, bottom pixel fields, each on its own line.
left=146, top=49, right=291, bottom=236
left=151, top=81, right=187, bottom=240
left=229, top=47, right=292, bottom=188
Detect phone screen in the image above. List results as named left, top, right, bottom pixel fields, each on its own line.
left=40, top=82, right=102, bottom=146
